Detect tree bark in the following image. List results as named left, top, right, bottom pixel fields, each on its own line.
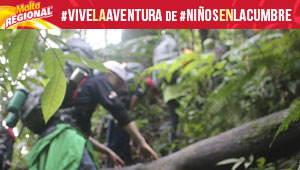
left=104, top=109, right=300, bottom=170
left=190, top=29, right=195, bottom=51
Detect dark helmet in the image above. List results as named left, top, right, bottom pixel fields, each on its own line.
left=61, top=38, right=95, bottom=77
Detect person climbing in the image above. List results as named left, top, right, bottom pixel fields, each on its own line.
left=129, top=77, right=165, bottom=113
left=9, top=38, right=158, bottom=170
left=105, top=62, right=162, bottom=166
left=122, top=62, right=165, bottom=113
left=104, top=61, right=136, bottom=166
left=153, top=35, right=182, bottom=145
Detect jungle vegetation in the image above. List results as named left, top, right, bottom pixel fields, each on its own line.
left=0, top=29, right=300, bottom=170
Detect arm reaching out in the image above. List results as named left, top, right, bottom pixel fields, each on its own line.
left=124, top=122, right=158, bottom=160
left=129, top=95, right=139, bottom=112
left=92, top=76, right=158, bottom=161
left=89, top=137, right=125, bottom=168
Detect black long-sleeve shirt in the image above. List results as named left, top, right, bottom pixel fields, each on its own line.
left=63, top=73, right=132, bottom=135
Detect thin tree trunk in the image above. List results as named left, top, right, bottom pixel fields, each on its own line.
left=190, top=29, right=194, bottom=51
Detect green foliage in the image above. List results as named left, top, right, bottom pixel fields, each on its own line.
left=46, top=34, right=71, bottom=48
left=0, top=30, right=11, bottom=42
left=41, top=70, right=66, bottom=123
left=7, top=30, right=38, bottom=80
left=64, top=54, right=107, bottom=72
left=1, top=29, right=300, bottom=169
left=64, top=54, right=85, bottom=64
left=41, top=47, right=67, bottom=123
left=1, top=30, right=107, bottom=125
left=216, top=156, right=294, bottom=170
left=80, top=55, right=107, bottom=71
left=143, top=30, right=300, bottom=157
left=217, top=155, right=254, bottom=170
left=43, top=49, right=65, bottom=78
left=273, top=99, right=300, bottom=143
left=256, top=157, right=266, bottom=170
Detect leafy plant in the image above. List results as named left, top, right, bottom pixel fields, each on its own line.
left=1, top=30, right=106, bottom=124
left=272, top=99, right=300, bottom=143
left=41, top=70, right=66, bottom=123
left=7, top=30, right=38, bottom=80
left=217, top=155, right=254, bottom=170
left=1, top=29, right=300, bottom=169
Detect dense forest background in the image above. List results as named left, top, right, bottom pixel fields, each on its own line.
left=0, top=29, right=300, bottom=170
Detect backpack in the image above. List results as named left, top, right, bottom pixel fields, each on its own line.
left=20, top=86, right=45, bottom=134
left=20, top=69, right=87, bottom=134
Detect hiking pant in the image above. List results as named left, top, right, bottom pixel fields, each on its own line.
left=167, top=99, right=179, bottom=142
left=106, top=119, right=133, bottom=166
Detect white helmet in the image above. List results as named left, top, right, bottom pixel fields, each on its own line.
left=103, top=60, right=133, bottom=82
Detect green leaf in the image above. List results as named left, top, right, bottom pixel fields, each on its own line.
left=197, top=65, right=214, bottom=78
left=0, top=30, right=11, bottom=42
left=249, top=155, right=254, bottom=162
left=166, top=60, right=182, bottom=82
left=64, top=54, right=85, bottom=65
left=80, top=55, right=107, bottom=71
left=211, top=69, right=256, bottom=100
left=244, top=162, right=251, bottom=169
left=20, top=80, right=33, bottom=91
left=46, top=34, right=71, bottom=48
left=0, top=63, right=5, bottom=70
left=180, top=60, right=201, bottom=77
left=215, top=61, right=226, bottom=70
left=64, top=54, right=107, bottom=72
left=27, top=77, right=44, bottom=87
left=256, top=157, right=266, bottom=168
left=164, top=52, right=198, bottom=82
left=244, top=155, right=254, bottom=169
left=43, top=48, right=65, bottom=78
left=0, top=31, right=6, bottom=42
left=147, top=62, right=168, bottom=74
left=180, top=52, right=198, bottom=63
left=232, top=158, right=245, bottom=170
left=201, top=52, right=215, bottom=64
left=217, top=158, right=239, bottom=166
left=7, top=30, right=38, bottom=80
left=272, top=99, right=300, bottom=144
left=41, top=70, right=66, bottom=123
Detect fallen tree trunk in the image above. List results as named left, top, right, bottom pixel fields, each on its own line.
left=105, top=109, right=300, bottom=170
